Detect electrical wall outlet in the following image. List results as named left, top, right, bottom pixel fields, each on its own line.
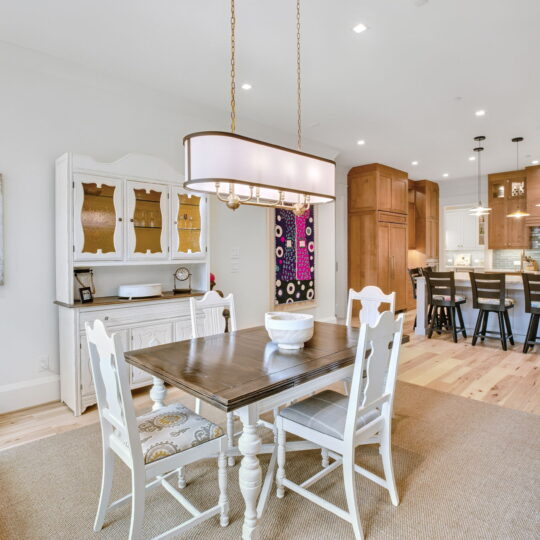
left=39, top=355, right=50, bottom=372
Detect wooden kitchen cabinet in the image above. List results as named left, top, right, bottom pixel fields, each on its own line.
left=526, top=165, right=540, bottom=223
left=348, top=163, right=409, bottom=311
left=413, top=180, right=439, bottom=259
left=408, top=180, right=416, bottom=249
left=488, top=170, right=527, bottom=249
left=349, top=163, right=408, bottom=215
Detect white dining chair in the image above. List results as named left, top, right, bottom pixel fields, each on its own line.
left=342, top=286, right=396, bottom=395
left=345, top=285, right=396, bottom=327
left=86, top=320, right=229, bottom=540
left=190, top=290, right=238, bottom=465
left=275, top=311, right=404, bottom=540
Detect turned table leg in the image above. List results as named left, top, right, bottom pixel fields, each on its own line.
left=237, top=404, right=262, bottom=540
left=150, top=376, right=167, bottom=411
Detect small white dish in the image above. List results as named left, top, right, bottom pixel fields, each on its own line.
left=265, top=312, right=314, bottom=350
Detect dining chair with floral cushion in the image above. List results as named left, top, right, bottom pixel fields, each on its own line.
left=85, top=319, right=229, bottom=540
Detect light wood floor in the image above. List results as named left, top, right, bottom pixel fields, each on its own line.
left=1, top=311, right=538, bottom=452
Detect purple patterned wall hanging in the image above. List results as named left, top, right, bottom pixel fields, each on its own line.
left=274, top=207, right=315, bottom=305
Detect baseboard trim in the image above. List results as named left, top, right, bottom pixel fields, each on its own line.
left=0, top=375, right=60, bottom=414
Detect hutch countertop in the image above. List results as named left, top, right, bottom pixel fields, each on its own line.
left=54, top=290, right=205, bottom=309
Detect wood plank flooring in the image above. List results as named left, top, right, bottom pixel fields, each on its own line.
left=1, top=310, right=538, bottom=452
left=399, top=310, right=540, bottom=415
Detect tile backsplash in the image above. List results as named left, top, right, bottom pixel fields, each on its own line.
left=492, top=250, right=540, bottom=270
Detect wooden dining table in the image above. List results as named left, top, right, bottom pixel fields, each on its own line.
left=124, top=321, right=373, bottom=539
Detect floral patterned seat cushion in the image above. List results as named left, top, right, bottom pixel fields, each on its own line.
left=432, top=294, right=466, bottom=303
left=478, top=297, right=515, bottom=307
left=136, top=403, right=224, bottom=464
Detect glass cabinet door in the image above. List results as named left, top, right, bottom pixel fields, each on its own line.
left=73, top=174, right=124, bottom=261
left=126, top=181, right=169, bottom=259
left=171, top=187, right=206, bottom=258
left=508, top=177, right=526, bottom=199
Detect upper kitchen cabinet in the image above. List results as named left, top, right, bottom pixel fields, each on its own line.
left=171, top=188, right=207, bottom=258
left=444, top=208, right=483, bottom=250
left=126, top=180, right=169, bottom=260
left=73, top=174, right=124, bottom=261
left=488, top=170, right=527, bottom=249
left=525, top=165, right=540, bottom=224
left=348, top=163, right=408, bottom=215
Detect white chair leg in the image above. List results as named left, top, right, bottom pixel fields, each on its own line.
left=343, top=457, right=364, bottom=540
left=94, top=446, right=115, bottom=532
left=218, top=452, right=230, bottom=527
left=226, top=412, right=235, bottom=467
left=276, top=424, right=286, bottom=498
left=177, top=466, right=186, bottom=489
left=343, top=379, right=351, bottom=396
left=380, top=423, right=399, bottom=506
left=195, top=397, right=201, bottom=415
left=128, top=470, right=145, bottom=540
left=321, top=448, right=330, bottom=468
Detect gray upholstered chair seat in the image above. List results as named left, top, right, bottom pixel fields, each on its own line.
left=279, top=390, right=380, bottom=440
left=478, top=297, right=514, bottom=307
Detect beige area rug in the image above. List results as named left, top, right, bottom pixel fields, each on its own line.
left=0, top=382, right=538, bottom=540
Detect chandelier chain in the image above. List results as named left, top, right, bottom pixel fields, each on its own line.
left=230, top=0, right=236, bottom=133
left=296, top=0, right=302, bottom=150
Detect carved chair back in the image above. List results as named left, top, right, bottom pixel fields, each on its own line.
left=345, top=286, right=396, bottom=327
left=85, top=320, right=143, bottom=466
left=344, top=311, right=404, bottom=445
left=190, top=290, right=237, bottom=338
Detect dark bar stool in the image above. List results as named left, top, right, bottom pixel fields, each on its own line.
left=425, top=272, right=467, bottom=343
left=408, top=267, right=423, bottom=329
left=522, top=273, right=540, bottom=353
left=470, top=273, right=515, bottom=351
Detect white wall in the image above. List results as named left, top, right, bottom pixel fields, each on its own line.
left=0, top=42, right=337, bottom=412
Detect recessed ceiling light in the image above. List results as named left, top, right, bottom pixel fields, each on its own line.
left=357, top=140, right=366, bottom=146
left=353, top=23, right=368, bottom=34
left=532, top=160, right=539, bottom=165
left=475, top=109, right=486, bottom=116
left=469, top=156, right=476, bottom=161
left=443, top=173, right=449, bottom=178
left=241, top=83, right=252, bottom=90
left=411, top=161, right=418, bottom=166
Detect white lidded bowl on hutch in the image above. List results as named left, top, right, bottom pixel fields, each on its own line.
left=265, top=312, right=314, bottom=349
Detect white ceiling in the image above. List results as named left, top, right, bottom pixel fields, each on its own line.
left=1, top=0, right=539, bottom=180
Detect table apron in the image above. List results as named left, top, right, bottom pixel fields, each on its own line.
left=236, top=363, right=354, bottom=417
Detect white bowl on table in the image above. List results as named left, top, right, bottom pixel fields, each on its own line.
left=264, top=312, right=314, bottom=350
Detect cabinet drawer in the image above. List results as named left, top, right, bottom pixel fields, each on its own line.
left=378, top=211, right=407, bottom=224
left=79, top=299, right=191, bottom=330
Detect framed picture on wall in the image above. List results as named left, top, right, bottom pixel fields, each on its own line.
left=0, top=174, right=3, bottom=286
left=271, top=206, right=316, bottom=310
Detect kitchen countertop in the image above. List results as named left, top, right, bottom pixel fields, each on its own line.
left=454, top=272, right=526, bottom=288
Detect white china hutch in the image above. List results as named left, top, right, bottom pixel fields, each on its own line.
left=55, top=153, right=209, bottom=415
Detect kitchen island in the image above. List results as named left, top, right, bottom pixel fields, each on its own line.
left=415, top=272, right=531, bottom=342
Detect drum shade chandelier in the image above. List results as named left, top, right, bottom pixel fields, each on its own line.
left=183, top=0, right=335, bottom=216
left=469, top=136, right=491, bottom=216
left=507, top=137, right=530, bottom=218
